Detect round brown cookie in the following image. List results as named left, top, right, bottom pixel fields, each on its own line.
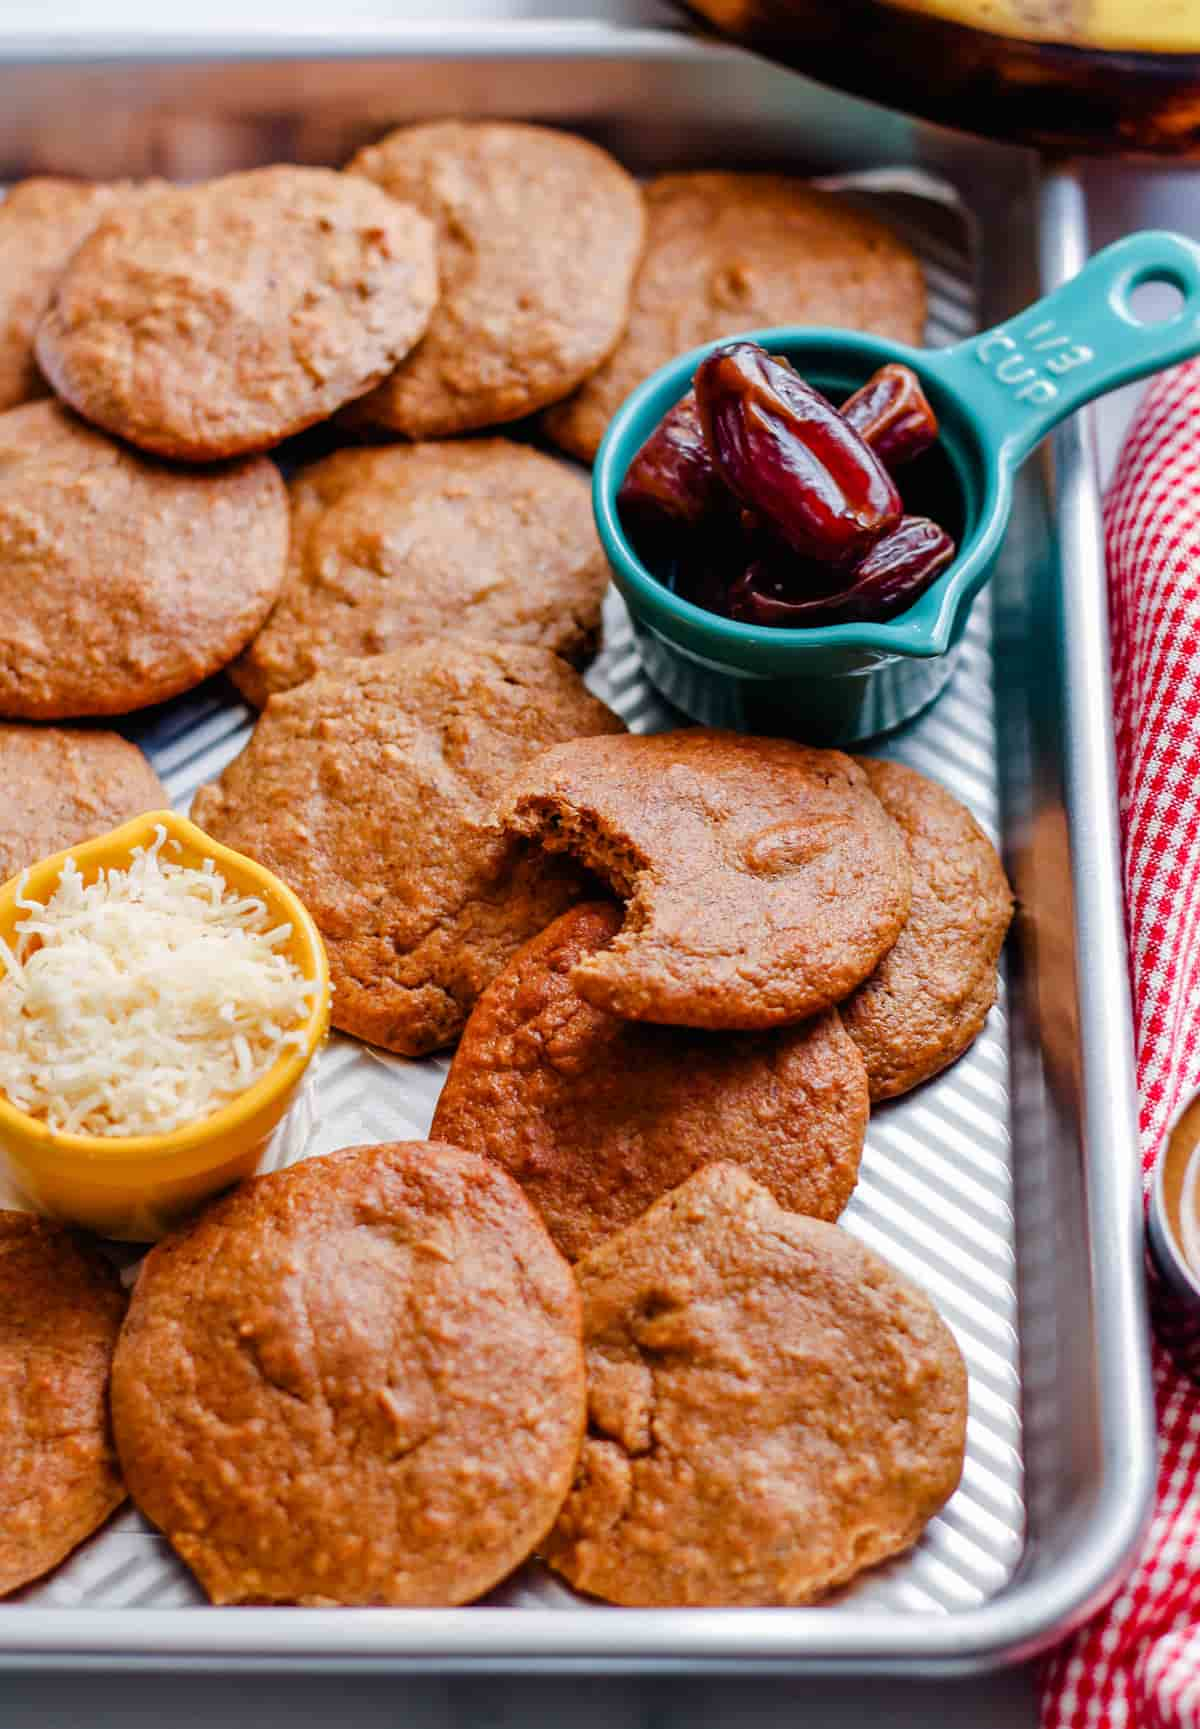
left=191, top=641, right=623, bottom=1056
left=0, top=724, right=165, bottom=882
left=0, top=179, right=133, bottom=414
left=111, top=1141, right=585, bottom=1607
left=497, top=729, right=912, bottom=1030
left=232, top=439, right=609, bottom=709
left=545, top=1161, right=967, bottom=1606
left=543, top=171, right=927, bottom=463
left=343, top=121, right=645, bottom=437
left=432, top=901, right=868, bottom=1261
left=0, top=1212, right=126, bottom=1597
left=841, top=759, right=1014, bottom=1100
left=0, top=402, right=288, bottom=719
left=35, top=166, right=437, bottom=460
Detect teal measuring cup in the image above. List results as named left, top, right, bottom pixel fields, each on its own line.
left=593, top=228, right=1200, bottom=743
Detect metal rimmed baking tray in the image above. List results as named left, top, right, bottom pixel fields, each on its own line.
left=0, top=15, right=1154, bottom=1675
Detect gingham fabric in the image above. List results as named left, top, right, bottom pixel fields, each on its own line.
left=1041, top=359, right=1200, bottom=1728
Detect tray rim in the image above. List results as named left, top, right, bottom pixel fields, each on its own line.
left=0, top=24, right=1156, bottom=1673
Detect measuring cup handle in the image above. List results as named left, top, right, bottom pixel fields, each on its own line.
left=925, top=230, right=1200, bottom=470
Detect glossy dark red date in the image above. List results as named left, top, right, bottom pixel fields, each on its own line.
left=694, top=342, right=902, bottom=569
left=727, top=517, right=955, bottom=627
left=840, top=364, right=939, bottom=472
left=617, top=390, right=720, bottom=545
left=616, top=340, right=958, bottom=630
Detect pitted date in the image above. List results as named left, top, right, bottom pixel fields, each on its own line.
left=617, top=390, right=720, bottom=546
left=727, top=517, right=955, bottom=627
left=847, top=517, right=956, bottom=617
left=694, top=342, right=901, bottom=569
left=617, top=339, right=958, bottom=631
left=724, top=559, right=834, bottom=625
left=840, top=364, right=939, bottom=473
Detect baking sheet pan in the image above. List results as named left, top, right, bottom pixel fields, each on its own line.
left=0, top=19, right=1154, bottom=1672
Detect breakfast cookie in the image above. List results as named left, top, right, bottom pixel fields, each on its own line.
left=232, top=439, right=609, bottom=708
left=191, top=641, right=623, bottom=1055
left=0, top=725, right=165, bottom=882
left=841, top=760, right=1013, bottom=1099
left=0, top=402, right=288, bottom=719
left=344, top=121, right=645, bottom=437
left=0, top=1212, right=126, bottom=1597
left=544, top=172, right=926, bottom=463
left=432, top=901, right=868, bottom=1261
left=35, top=166, right=437, bottom=460
left=111, top=1141, right=585, bottom=1607
left=497, top=729, right=912, bottom=1030
left=0, top=178, right=132, bottom=413
left=545, top=1161, right=967, bottom=1606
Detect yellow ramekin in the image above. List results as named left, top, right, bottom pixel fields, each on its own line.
left=0, top=810, right=330, bottom=1241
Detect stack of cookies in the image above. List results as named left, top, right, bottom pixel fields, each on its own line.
left=1, top=718, right=1010, bottom=1610
left=0, top=122, right=1007, bottom=1612
left=0, top=122, right=925, bottom=872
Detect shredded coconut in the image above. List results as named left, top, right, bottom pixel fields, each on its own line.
left=0, top=826, right=316, bottom=1138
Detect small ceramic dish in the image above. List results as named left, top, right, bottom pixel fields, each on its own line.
left=593, top=228, right=1200, bottom=742
left=0, top=810, right=330, bottom=1242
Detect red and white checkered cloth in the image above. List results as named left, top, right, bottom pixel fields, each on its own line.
left=1040, top=359, right=1200, bottom=1727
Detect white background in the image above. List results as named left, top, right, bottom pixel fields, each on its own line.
left=0, top=9, right=1193, bottom=1724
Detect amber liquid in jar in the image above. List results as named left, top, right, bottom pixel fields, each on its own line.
left=1160, top=1096, right=1200, bottom=1279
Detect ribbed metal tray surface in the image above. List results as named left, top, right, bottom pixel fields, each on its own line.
left=2, top=180, right=1024, bottom=1620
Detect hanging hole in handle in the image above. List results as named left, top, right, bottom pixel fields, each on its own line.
left=1125, top=269, right=1188, bottom=327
